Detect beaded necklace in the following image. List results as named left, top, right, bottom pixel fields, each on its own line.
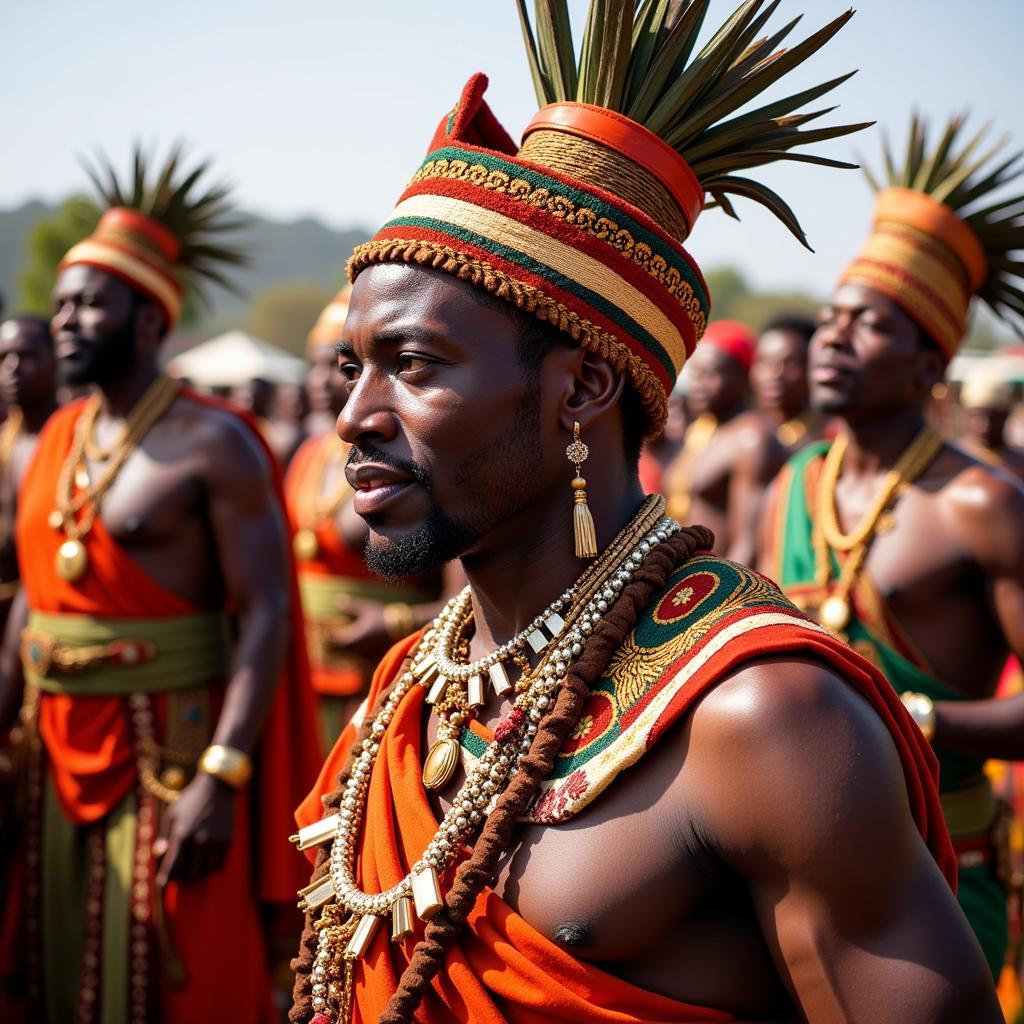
left=292, top=496, right=675, bottom=1023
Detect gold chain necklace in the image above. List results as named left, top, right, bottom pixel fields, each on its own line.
left=293, top=434, right=353, bottom=562
left=812, top=425, right=943, bottom=635
left=50, top=376, right=180, bottom=583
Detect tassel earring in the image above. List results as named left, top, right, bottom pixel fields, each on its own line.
left=566, top=421, right=598, bottom=559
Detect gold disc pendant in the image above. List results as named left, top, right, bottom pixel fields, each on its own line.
left=818, top=595, right=851, bottom=634
left=293, top=528, right=319, bottom=562
left=422, top=737, right=460, bottom=791
left=55, top=539, right=89, bottom=582
left=48, top=510, right=64, bottom=530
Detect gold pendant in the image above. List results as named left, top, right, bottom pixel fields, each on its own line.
left=48, top=510, right=64, bottom=530
left=293, top=527, right=319, bottom=562
left=75, top=469, right=91, bottom=490
left=422, top=736, right=459, bottom=791
left=55, top=539, right=88, bottom=582
left=818, top=594, right=851, bottom=633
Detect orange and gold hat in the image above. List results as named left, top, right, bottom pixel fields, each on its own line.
left=347, top=3, right=866, bottom=436
left=839, top=115, right=1024, bottom=362
left=307, top=286, right=352, bottom=352
left=60, top=146, right=246, bottom=330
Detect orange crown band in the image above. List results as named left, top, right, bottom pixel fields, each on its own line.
left=308, top=289, right=351, bottom=351
left=98, top=207, right=182, bottom=263
left=522, top=103, right=705, bottom=237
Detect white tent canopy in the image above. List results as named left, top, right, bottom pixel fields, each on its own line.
left=949, top=349, right=1024, bottom=384
left=166, top=330, right=307, bottom=388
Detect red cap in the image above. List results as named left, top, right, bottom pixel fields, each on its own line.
left=702, top=320, right=756, bottom=373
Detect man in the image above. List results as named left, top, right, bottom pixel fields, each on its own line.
left=664, top=320, right=784, bottom=565
left=751, top=312, right=830, bottom=453
left=760, top=115, right=1024, bottom=981
left=288, top=6, right=998, bottom=1019
left=286, top=290, right=444, bottom=747
left=0, top=148, right=321, bottom=1022
left=0, top=316, right=59, bottom=626
left=960, top=371, right=1024, bottom=482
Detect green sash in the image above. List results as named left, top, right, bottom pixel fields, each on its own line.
left=23, top=610, right=232, bottom=696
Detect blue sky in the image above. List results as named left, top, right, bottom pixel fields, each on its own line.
left=4, top=0, right=1023, bottom=302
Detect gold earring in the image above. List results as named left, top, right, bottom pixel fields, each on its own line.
left=566, top=421, right=597, bottom=559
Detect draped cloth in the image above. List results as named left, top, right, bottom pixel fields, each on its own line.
left=764, top=441, right=1008, bottom=976
left=296, top=554, right=954, bottom=1023
left=5, top=390, right=321, bottom=1022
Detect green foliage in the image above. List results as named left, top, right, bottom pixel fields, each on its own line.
left=516, top=0, right=868, bottom=246
left=244, top=281, right=337, bottom=357
left=17, top=196, right=100, bottom=315
left=701, top=264, right=820, bottom=326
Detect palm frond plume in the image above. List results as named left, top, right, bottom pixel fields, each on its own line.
left=863, top=113, right=1024, bottom=334
left=80, top=142, right=249, bottom=300
left=516, top=0, right=870, bottom=248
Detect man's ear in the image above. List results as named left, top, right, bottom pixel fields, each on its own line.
left=915, top=343, right=947, bottom=399
left=135, top=301, right=168, bottom=347
left=550, top=346, right=626, bottom=436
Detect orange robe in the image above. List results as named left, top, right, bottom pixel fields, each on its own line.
left=296, top=556, right=955, bottom=1023
left=12, top=392, right=320, bottom=1021
left=284, top=434, right=382, bottom=698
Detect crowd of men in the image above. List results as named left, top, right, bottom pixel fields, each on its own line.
left=1, top=2, right=1024, bottom=1023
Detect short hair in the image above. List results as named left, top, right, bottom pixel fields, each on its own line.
left=760, top=312, right=817, bottom=347
left=3, top=314, right=53, bottom=348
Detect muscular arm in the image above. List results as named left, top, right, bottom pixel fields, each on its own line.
left=726, top=418, right=784, bottom=567
left=686, top=657, right=998, bottom=1023
left=156, top=412, right=291, bottom=884
left=931, top=472, right=1024, bottom=759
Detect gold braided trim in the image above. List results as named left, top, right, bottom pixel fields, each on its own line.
left=61, top=239, right=183, bottom=325
left=410, top=158, right=707, bottom=334
left=840, top=257, right=963, bottom=358
left=349, top=237, right=669, bottom=434
left=391, top=192, right=688, bottom=371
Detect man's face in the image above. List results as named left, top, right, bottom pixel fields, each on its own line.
left=337, top=264, right=556, bottom=578
left=0, top=319, right=55, bottom=407
left=307, top=342, right=347, bottom=416
left=232, top=378, right=275, bottom=418
left=965, top=405, right=1008, bottom=450
left=809, top=283, right=939, bottom=421
left=50, top=265, right=140, bottom=386
left=686, top=344, right=747, bottom=418
left=751, top=329, right=808, bottom=418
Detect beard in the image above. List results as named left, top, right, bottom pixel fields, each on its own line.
left=357, top=381, right=544, bottom=579
left=59, top=312, right=138, bottom=388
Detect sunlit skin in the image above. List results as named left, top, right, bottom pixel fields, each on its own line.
left=675, top=344, right=784, bottom=565
left=0, top=264, right=292, bottom=885
left=759, top=282, right=1024, bottom=758
left=332, top=262, right=997, bottom=1022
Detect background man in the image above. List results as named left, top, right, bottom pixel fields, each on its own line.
left=0, top=148, right=320, bottom=1022
left=664, top=320, right=784, bottom=564
left=761, top=115, right=1024, bottom=982
left=751, top=312, right=829, bottom=452
left=0, top=316, right=58, bottom=626
left=960, top=371, right=1024, bottom=481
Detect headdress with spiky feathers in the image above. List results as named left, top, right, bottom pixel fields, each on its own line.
left=840, top=114, right=1024, bottom=358
left=60, top=143, right=247, bottom=328
left=349, top=1, right=864, bottom=434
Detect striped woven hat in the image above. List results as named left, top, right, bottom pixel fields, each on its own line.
left=348, top=2, right=867, bottom=435
left=840, top=114, right=1024, bottom=362
left=60, top=145, right=246, bottom=330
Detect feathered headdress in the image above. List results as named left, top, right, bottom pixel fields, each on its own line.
left=60, top=144, right=247, bottom=329
left=840, top=113, right=1024, bottom=360
left=349, top=0, right=866, bottom=434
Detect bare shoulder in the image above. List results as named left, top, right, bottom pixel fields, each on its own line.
left=684, top=656, right=913, bottom=869
left=171, top=393, right=272, bottom=484
left=935, top=443, right=1024, bottom=565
